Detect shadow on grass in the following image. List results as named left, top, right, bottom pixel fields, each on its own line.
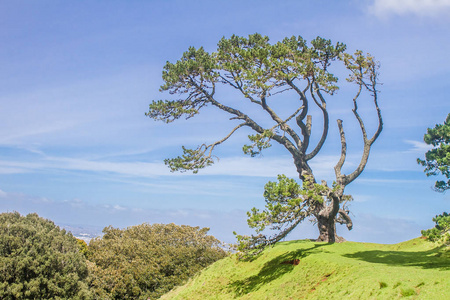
left=343, top=245, right=450, bottom=271
left=229, top=243, right=327, bottom=296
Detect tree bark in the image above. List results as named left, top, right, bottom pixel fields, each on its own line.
left=315, top=193, right=346, bottom=243
left=316, top=213, right=346, bottom=243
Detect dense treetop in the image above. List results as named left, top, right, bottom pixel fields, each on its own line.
left=0, top=212, right=91, bottom=299
left=88, top=223, right=227, bottom=299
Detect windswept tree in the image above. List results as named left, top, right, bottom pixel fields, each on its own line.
left=147, top=34, right=382, bottom=248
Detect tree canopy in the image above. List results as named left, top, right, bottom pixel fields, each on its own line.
left=0, top=212, right=91, bottom=299
left=87, top=223, right=227, bottom=299
left=148, top=33, right=382, bottom=250
left=418, top=113, right=450, bottom=192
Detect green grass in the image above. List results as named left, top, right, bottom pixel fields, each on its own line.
left=159, top=238, right=450, bottom=299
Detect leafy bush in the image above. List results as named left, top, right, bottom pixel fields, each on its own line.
left=0, top=212, right=91, bottom=299
left=421, top=212, right=450, bottom=245
left=87, top=223, right=227, bottom=299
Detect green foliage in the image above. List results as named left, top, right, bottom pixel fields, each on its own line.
left=0, top=212, right=91, bottom=299
left=422, top=212, right=450, bottom=245
left=146, top=47, right=217, bottom=124
left=234, top=175, right=351, bottom=259
left=242, top=130, right=274, bottom=157
left=418, top=113, right=450, bottom=192
left=76, top=238, right=89, bottom=258
left=147, top=33, right=356, bottom=172
left=164, top=145, right=215, bottom=174
left=215, top=34, right=345, bottom=95
left=87, top=223, right=227, bottom=300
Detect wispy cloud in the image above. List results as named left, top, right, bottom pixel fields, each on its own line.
left=0, top=149, right=359, bottom=183
left=0, top=189, right=428, bottom=244
left=340, top=212, right=422, bottom=244
left=0, top=190, right=252, bottom=243
left=369, top=0, right=450, bottom=18
left=357, top=178, right=430, bottom=185
left=403, top=139, right=432, bottom=154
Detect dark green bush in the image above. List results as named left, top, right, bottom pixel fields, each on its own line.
left=0, top=212, right=91, bottom=299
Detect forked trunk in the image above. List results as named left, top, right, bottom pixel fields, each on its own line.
left=316, top=214, right=345, bottom=243
left=315, top=193, right=346, bottom=243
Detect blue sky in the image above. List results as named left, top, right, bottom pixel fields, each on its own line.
left=1, top=0, right=449, bottom=244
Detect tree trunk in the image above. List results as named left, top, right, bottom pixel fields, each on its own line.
left=315, top=194, right=346, bottom=243
left=294, top=160, right=347, bottom=243
left=316, top=214, right=345, bottom=243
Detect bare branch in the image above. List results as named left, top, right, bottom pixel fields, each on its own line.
left=260, top=93, right=302, bottom=147
left=219, top=74, right=262, bottom=105
left=191, top=81, right=301, bottom=158
left=334, top=119, right=347, bottom=181
left=351, top=84, right=367, bottom=141
left=306, top=83, right=329, bottom=161
left=286, top=79, right=311, bottom=151
left=343, top=62, right=383, bottom=186
left=207, top=122, right=248, bottom=157
left=337, top=209, right=353, bottom=230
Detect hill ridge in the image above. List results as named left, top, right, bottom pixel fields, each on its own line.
left=160, top=238, right=450, bottom=299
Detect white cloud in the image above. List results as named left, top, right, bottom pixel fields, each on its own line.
left=403, top=139, right=432, bottom=154
left=350, top=194, right=373, bottom=203
left=0, top=166, right=31, bottom=174
left=112, top=204, right=126, bottom=211
left=0, top=152, right=340, bottom=179
left=369, top=0, right=450, bottom=18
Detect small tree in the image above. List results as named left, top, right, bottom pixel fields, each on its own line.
left=417, top=113, right=450, bottom=192
left=147, top=34, right=382, bottom=245
left=417, top=114, right=450, bottom=246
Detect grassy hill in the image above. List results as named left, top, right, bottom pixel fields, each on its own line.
left=160, top=238, right=449, bottom=299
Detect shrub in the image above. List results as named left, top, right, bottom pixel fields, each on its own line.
left=87, top=223, right=227, bottom=299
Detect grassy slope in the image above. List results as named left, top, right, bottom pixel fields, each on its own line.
left=160, top=238, right=450, bottom=299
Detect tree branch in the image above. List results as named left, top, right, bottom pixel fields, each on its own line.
left=334, top=119, right=347, bottom=181
left=337, top=209, right=353, bottom=230
left=342, top=59, right=383, bottom=186
left=306, top=83, right=329, bottom=161
left=219, top=74, right=262, bottom=105
left=192, top=82, right=301, bottom=158
left=207, top=122, right=248, bottom=157
left=165, top=122, right=247, bottom=173
left=286, top=79, right=311, bottom=151
left=260, top=92, right=302, bottom=147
